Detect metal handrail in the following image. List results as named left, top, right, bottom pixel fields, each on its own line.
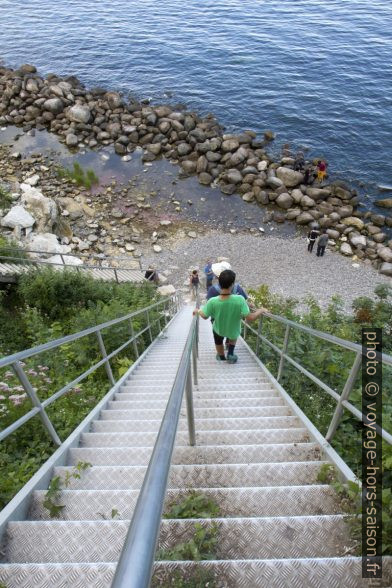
left=242, top=313, right=392, bottom=445
left=0, top=246, right=141, bottom=269
left=0, top=294, right=180, bottom=446
left=112, top=313, right=199, bottom=588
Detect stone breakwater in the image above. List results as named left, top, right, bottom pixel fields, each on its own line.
left=0, top=63, right=391, bottom=277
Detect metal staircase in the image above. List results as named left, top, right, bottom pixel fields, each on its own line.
left=0, top=305, right=391, bottom=587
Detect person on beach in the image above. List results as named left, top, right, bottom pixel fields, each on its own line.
left=190, top=269, right=200, bottom=299
left=144, top=266, right=159, bottom=284
left=307, top=227, right=320, bottom=253
left=316, top=229, right=329, bottom=257
left=193, top=269, right=267, bottom=363
left=317, top=160, right=327, bottom=182
left=204, top=259, right=214, bottom=291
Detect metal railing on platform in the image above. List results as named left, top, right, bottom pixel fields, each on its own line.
left=112, top=312, right=199, bottom=588
left=0, top=294, right=180, bottom=446
left=242, top=312, right=392, bottom=445
left=0, top=247, right=143, bottom=284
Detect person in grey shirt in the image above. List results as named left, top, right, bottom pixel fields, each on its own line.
left=317, top=229, right=329, bottom=257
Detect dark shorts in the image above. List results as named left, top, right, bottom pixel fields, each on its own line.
left=213, top=331, right=224, bottom=345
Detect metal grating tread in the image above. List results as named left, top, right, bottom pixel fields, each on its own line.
left=29, top=485, right=340, bottom=521
left=1, top=559, right=391, bottom=588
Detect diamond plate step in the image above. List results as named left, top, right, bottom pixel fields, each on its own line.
left=29, top=484, right=339, bottom=521
left=52, top=461, right=326, bottom=490
left=5, top=515, right=352, bottom=563
left=115, top=393, right=283, bottom=408
left=101, top=405, right=292, bottom=420
left=69, top=443, right=321, bottom=466
left=1, top=558, right=391, bottom=588
left=81, top=428, right=310, bottom=447
left=92, top=415, right=301, bottom=432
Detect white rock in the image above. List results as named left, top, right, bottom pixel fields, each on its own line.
left=125, top=243, right=135, bottom=252
left=20, top=185, right=58, bottom=232
left=257, top=161, right=268, bottom=172
left=340, top=243, right=353, bottom=256
left=160, top=220, right=172, bottom=226
left=24, top=174, right=40, bottom=187
left=276, top=167, right=304, bottom=188
left=27, top=233, right=71, bottom=255
left=259, top=227, right=265, bottom=233
left=157, top=284, right=176, bottom=296
left=377, top=245, right=392, bottom=263
left=153, top=245, right=162, bottom=253
left=47, top=255, right=83, bottom=266
left=67, top=104, right=91, bottom=124
left=188, top=231, right=197, bottom=238
left=1, top=205, right=35, bottom=229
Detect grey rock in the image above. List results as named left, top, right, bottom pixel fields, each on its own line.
left=379, top=262, right=392, bottom=276
left=266, top=176, right=283, bottom=189
left=276, top=193, right=294, bottom=209
left=105, top=91, right=122, bottom=109
left=181, top=160, right=197, bottom=174
left=373, top=232, right=387, bottom=243
left=65, top=133, right=79, bottom=147
left=377, top=245, right=392, bottom=263
left=370, top=214, right=386, bottom=227
left=221, top=139, right=240, bottom=152
left=177, top=143, right=192, bottom=156
left=43, top=98, right=64, bottom=115
left=276, top=167, right=304, bottom=188
left=226, top=169, right=243, bottom=184
left=198, top=172, right=213, bottom=185
left=340, top=243, right=353, bottom=256
left=349, top=234, right=367, bottom=249
left=68, top=104, right=91, bottom=123
left=300, top=195, right=315, bottom=208
left=147, top=143, right=162, bottom=155
left=375, top=198, right=392, bottom=209
left=221, top=183, right=237, bottom=195
left=295, top=212, right=314, bottom=225
left=230, top=146, right=248, bottom=166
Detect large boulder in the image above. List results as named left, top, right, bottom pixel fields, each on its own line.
left=20, top=185, right=58, bottom=232
left=276, top=193, right=294, bottom=209
left=342, top=217, right=364, bottom=230
left=47, top=254, right=83, bottom=266
left=375, top=198, right=392, bottom=209
left=67, top=104, right=91, bottom=124
left=43, top=98, right=64, bottom=115
left=221, top=139, right=240, bottom=152
left=379, top=262, right=392, bottom=277
left=105, top=91, right=122, bottom=109
left=340, top=243, right=353, bottom=256
left=226, top=169, right=243, bottom=184
left=157, top=284, right=176, bottom=296
left=276, top=167, right=303, bottom=188
left=1, top=205, right=35, bottom=229
left=295, top=212, right=314, bottom=225
left=377, top=245, right=392, bottom=263
left=306, top=187, right=330, bottom=201
left=230, top=146, right=248, bottom=166
left=349, top=234, right=367, bottom=249
left=27, top=233, right=71, bottom=256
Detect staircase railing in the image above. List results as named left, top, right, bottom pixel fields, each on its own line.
left=242, top=312, right=392, bottom=445
left=0, top=247, right=142, bottom=284
left=0, top=294, right=180, bottom=446
left=112, top=313, right=199, bottom=588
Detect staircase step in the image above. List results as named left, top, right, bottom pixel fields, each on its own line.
left=102, top=405, right=292, bottom=420
left=5, top=515, right=352, bottom=563
left=69, top=443, right=321, bottom=466
left=52, top=461, right=326, bottom=490
left=29, top=484, right=339, bottom=521
left=92, top=415, right=301, bottom=432
left=115, top=393, right=283, bottom=408
left=81, top=428, right=310, bottom=447
left=1, top=558, right=390, bottom=588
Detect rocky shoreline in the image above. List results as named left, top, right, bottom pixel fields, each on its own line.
left=0, top=63, right=391, bottom=277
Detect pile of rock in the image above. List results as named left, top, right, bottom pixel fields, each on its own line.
left=0, top=64, right=391, bottom=275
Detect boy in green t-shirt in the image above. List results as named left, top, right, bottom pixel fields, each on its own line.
left=193, top=269, right=267, bottom=363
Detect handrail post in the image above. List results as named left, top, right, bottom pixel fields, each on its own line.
left=114, top=268, right=119, bottom=283
left=185, top=364, right=196, bottom=446
left=277, top=325, right=290, bottom=382
left=255, top=316, right=263, bottom=357
left=146, top=310, right=153, bottom=342
left=129, top=320, right=139, bottom=359
left=326, top=351, right=362, bottom=442
left=12, top=361, right=61, bottom=446
left=60, top=253, right=65, bottom=265
left=96, top=331, right=116, bottom=386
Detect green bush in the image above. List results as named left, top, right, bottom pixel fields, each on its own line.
left=0, top=235, right=29, bottom=264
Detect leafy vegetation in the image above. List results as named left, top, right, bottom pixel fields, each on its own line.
left=164, top=492, right=221, bottom=520
left=156, top=522, right=219, bottom=562
left=0, top=235, right=29, bottom=264
left=57, top=162, right=99, bottom=190
left=247, top=283, right=392, bottom=555
left=0, top=185, right=13, bottom=210
left=0, top=268, right=162, bottom=509
left=43, top=461, right=92, bottom=518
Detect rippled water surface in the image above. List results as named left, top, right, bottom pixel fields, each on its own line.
left=0, top=0, right=391, bottom=204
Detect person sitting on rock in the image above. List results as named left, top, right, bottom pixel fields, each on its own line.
left=317, top=160, right=327, bottom=182
left=194, top=269, right=267, bottom=363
